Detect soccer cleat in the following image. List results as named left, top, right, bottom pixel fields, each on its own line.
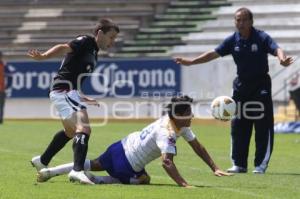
left=68, top=170, right=95, bottom=185
left=227, top=166, right=247, bottom=173
left=252, top=166, right=266, bottom=174
left=31, top=156, right=47, bottom=171
left=37, top=168, right=52, bottom=182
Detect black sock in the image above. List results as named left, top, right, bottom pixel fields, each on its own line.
left=72, top=133, right=90, bottom=171
left=40, top=130, right=71, bottom=165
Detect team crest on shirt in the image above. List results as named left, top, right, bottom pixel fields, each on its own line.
left=168, top=136, right=176, bottom=146
left=234, top=46, right=240, bottom=52
left=251, top=44, right=258, bottom=52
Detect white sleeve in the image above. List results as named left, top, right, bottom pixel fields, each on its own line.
left=181, top=127, right=196, bottom=142
left=156, top=131, right=177, bottom=154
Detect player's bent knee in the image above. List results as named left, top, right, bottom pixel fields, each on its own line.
left=76, top=126, right=91, bottom=134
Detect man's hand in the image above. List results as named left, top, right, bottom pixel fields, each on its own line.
left=86, top=99, right=100, bottom=107
left=174, top=57, right=193, bottom=66
left=81, top=96, right=100, bottom=107
left=27, top=49, right=46, bottom=61
left=27, top=44, right=72, bottom=61
left=214, top=169, right=233, bottom=177
left=280, top=56, right=294, bottom=67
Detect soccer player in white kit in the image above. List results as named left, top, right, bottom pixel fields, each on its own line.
left=37, top=96, right=231, bottom=187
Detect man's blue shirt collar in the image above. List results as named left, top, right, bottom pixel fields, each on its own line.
left=235, top=27, right=256, bottom=42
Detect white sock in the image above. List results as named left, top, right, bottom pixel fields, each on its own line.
left=83, top=159, right=91, bottom=170
left=49, top=162, right=72, bottom=176
left=48, top=159, right=91, bottom=177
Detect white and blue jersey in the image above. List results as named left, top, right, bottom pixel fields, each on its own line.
left=97, top=115, right=196, bottom=183
left=122, top=115, right=196, bottom=172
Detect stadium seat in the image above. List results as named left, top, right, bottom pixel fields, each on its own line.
left=0, top=0, right=170, bottom=60
left=170, top=2, right=300, bottom=57
left=115, top=0, right=229, bottom=58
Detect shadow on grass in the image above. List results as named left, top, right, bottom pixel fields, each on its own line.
left=268, top=172, right=300, bottom=176
left=146, top=183, right=215, bottom=188
left=146, top=183, right=270, bottom=190
left=33, top=181, right=214, bottom=188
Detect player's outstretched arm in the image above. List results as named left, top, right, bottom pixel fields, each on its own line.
left=27, top=44, right=72, bottom=61
left=174, top=50, right=220, bottom=66
left=188, top=138, right=232, bottom=177
left=161, top=153, right=193, bottom=188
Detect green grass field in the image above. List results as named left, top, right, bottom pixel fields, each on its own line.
left=0, top=120, right=299, bottom=199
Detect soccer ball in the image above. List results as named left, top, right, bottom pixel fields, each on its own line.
left=210, top=96, right=236, bottom=121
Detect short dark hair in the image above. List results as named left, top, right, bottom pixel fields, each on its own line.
left=235, top=7, right=253, bottom=21
left=93, top=18, right=120, bottom=35
left=166, top=95, right=193, bottom=119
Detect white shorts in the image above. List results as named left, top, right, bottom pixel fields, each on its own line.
left=49, top=90, right=87, bottom=120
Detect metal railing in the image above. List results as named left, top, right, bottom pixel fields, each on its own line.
left=272, top=65, right=300, bottom=99
left=272, top=63, right=300, bottom=120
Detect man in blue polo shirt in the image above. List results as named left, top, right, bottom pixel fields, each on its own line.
left=175, top=7, right=294, bottom=174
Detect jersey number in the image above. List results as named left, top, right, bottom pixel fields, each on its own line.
left=140, top=130, right=150, bottom=140
left=140, top=126, right=154, bottom=140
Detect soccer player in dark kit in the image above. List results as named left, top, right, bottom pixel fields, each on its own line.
left=28, top=18, right=119, bottom=184
left=175, top=7, right=294, bottom=174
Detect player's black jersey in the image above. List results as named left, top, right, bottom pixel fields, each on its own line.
left=51, top=35, right=99, bottom=91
